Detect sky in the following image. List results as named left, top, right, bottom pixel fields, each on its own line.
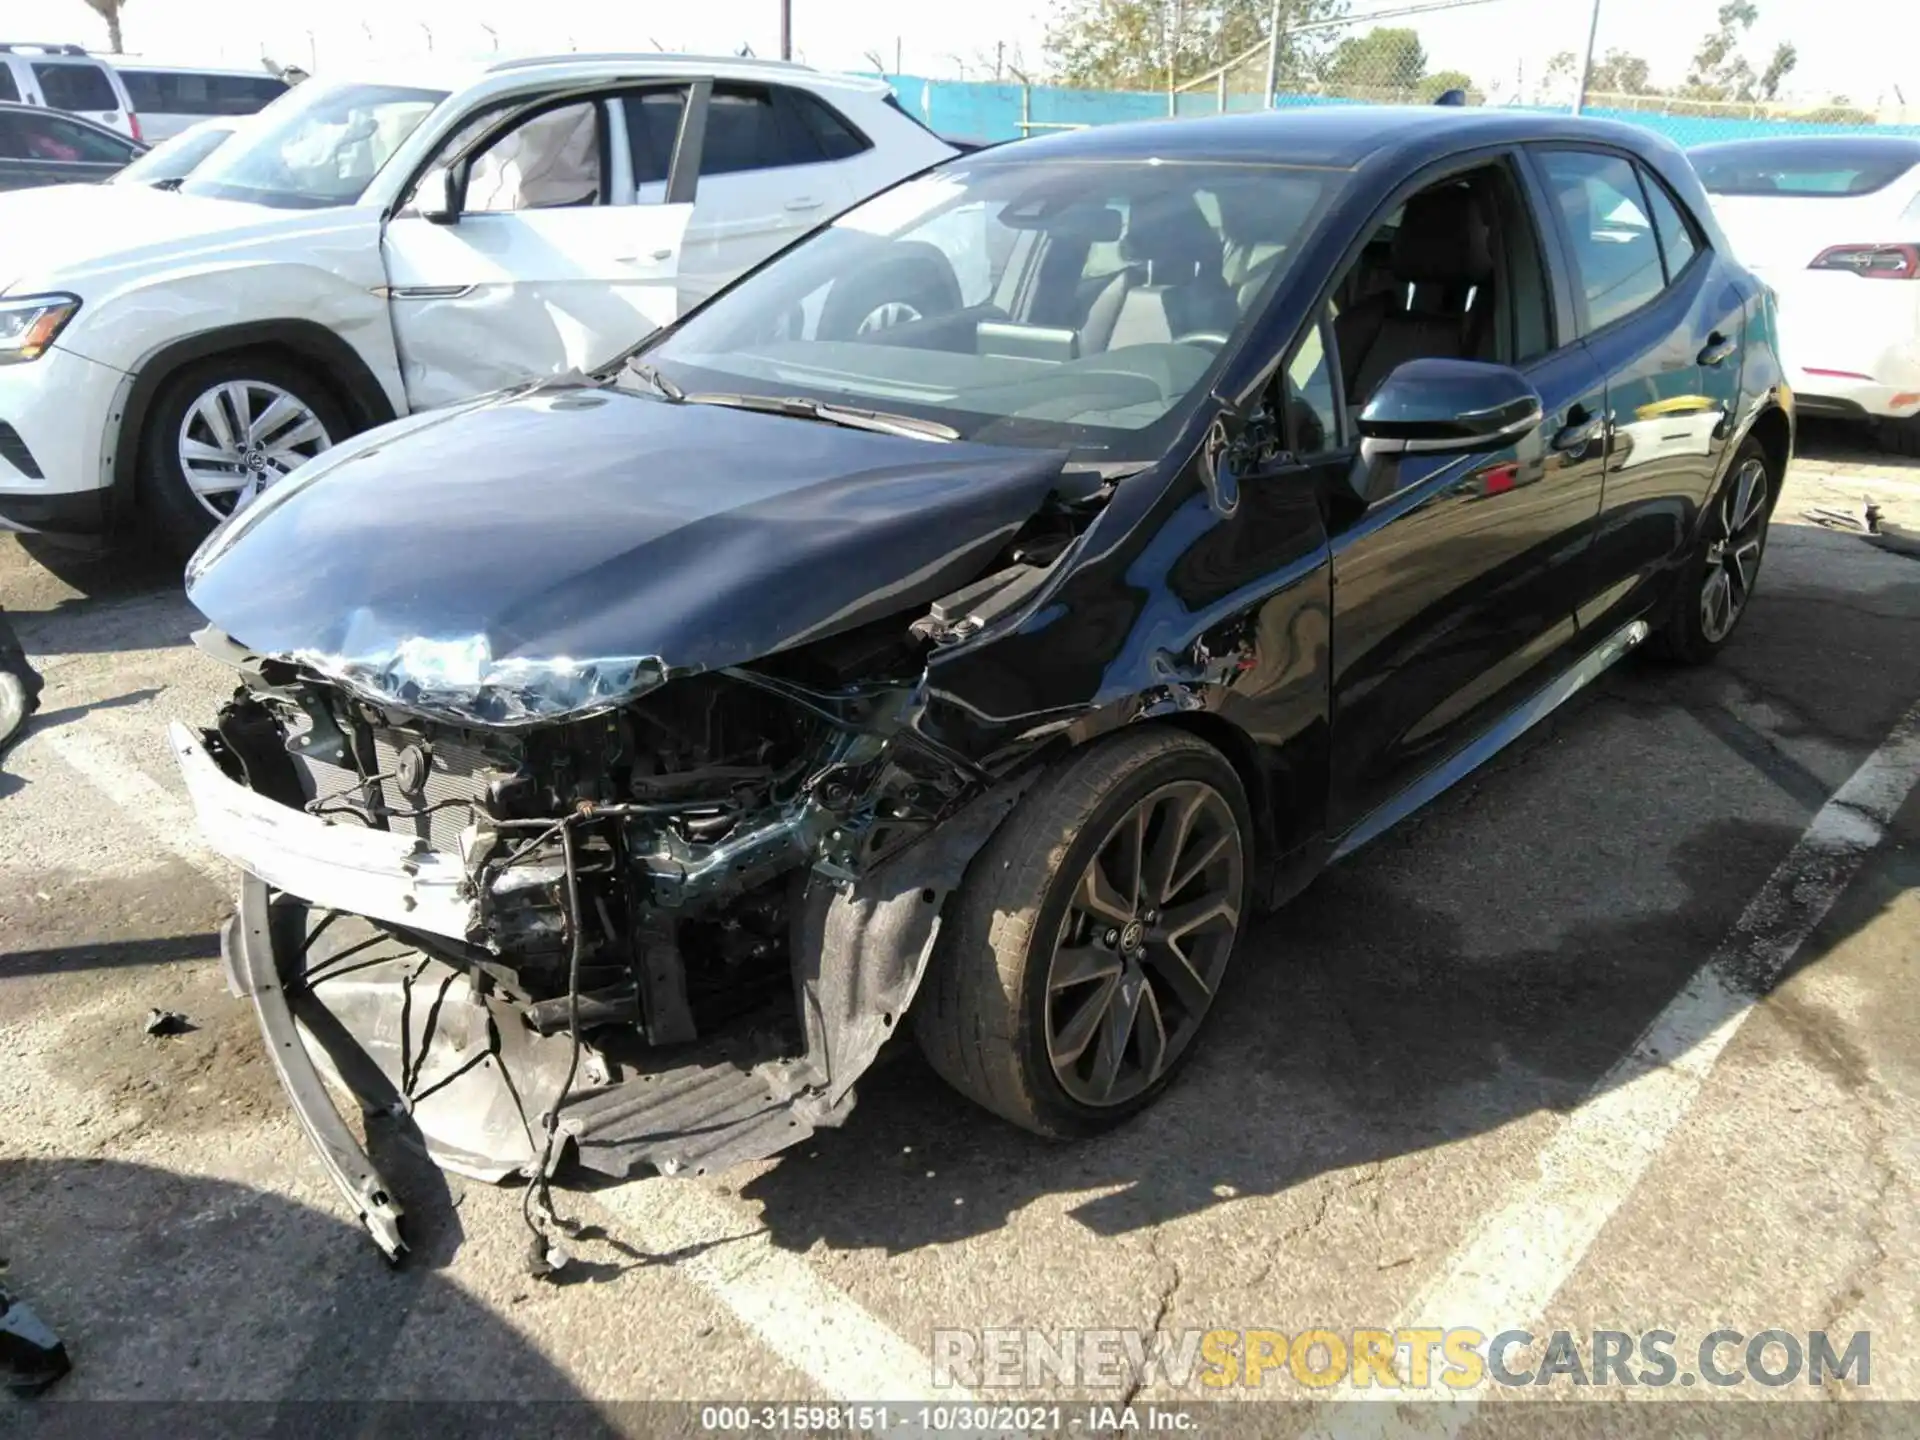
left=14, top=0, right=1919, bottom=109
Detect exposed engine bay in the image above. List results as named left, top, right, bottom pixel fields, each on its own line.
left=176, top=457, right=1087, bottom=1261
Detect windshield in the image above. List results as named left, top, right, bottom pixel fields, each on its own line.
left=1692, top=141, right=1920, bottom=198
left=113, top=122, right=235, bottom=186
left=179, top=80, right=448, bottom=209
left=636, top=158, right=1339, bottom=461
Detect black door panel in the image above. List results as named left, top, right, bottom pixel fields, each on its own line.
left=1327, top=340, right=1608, bottom=830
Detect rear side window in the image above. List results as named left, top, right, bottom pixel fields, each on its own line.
left=787, top=90, right=869, bottom=161
left=1642, top=172, right=1699, bottom=281
left=1538, top=149, right=1666, bottom=332
left=623, top=87, right=688, bottom=187
left=121, top=71, right=287, bottom=116
left=32, top=61, right=118, bottom=112
left=700, top=83, right=810, bottom=176
left=1693, top=143, right=1920, bottom=197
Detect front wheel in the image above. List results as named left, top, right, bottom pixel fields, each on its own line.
left=138, top=354, right=350, bottom=556
left=915, top=728, right=1252, bottom=1138
left=1652, top=436, right=1776, bottom=664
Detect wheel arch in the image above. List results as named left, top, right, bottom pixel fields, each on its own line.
left=1745, top=402, right=1793, bottom=510
left=108, top=320, right=399, bottom=534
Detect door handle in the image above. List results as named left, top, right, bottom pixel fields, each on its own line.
left=1698, top=331, right=1737, bottom=367
left=615, top=249, right=676, bottom=263
left=785, top=196, right=824, bottom=211
left=1552, top=410, right=1605, bottom=453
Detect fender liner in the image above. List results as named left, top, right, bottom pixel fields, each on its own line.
left=108, top=320, right=399, bottom=536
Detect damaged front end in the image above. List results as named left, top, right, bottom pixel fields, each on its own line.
left=173, top=385, right=1091, bottom=1257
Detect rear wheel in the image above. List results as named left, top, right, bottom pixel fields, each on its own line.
left=1652, top=436, right=1775, bottom=665
left=138, top=354, right=350, bottom=556
left=915, top=728, right=1252, bottom=1138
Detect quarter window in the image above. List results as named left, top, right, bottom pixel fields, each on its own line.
left=1641, top=171, right=1700, bottom=281
left=788, top=90, right=869, bottom=161
left=1538, top=149, right=1666, bottom=331
left=0, top=68, right=20, bottom=104
left=1284, top=317, right=1340, bottom=456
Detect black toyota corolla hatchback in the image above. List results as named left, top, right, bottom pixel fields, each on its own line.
left=176, top=106, right=1789, bottom=1257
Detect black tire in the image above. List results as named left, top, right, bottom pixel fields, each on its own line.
left=1651, top=435, right=1777, bottom=665
left=1876, top=415, right=1920, bottom=459
left=817, top=243, right=962, bottom=340
left=137, top=352, right=353, bottom=558
left=915, top=727, right=1254, bottom=1138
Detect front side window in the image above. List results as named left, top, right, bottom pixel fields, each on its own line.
left=1538, top=149, right=1666, bottom=332
left=1284, top=318, right=1340, bottom=456
left=637, top=159, right=1340, bottom=462
left=180, top=80, right=447, bottom=209
left=463, top=101, right=603, bottom=212
left=0, top=110, right=133, bottom=163
left=32, top=61, right=117, bottom=112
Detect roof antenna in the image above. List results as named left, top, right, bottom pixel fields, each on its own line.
left=1433, top=88, right=1469, bottom=106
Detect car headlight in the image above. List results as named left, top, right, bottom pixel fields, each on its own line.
left=0, top=294, right=82, bottom=364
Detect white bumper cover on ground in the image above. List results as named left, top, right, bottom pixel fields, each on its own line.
left=168, top=720, right=476, bottom=939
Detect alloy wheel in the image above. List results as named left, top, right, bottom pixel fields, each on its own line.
left=1044, top=779, right=1244, bottom=1108
left=855, top=300, right=924, bottom=335
left=1700, top=456, right=1769, bottom=644
left=177, top=380, right=333, bottom=520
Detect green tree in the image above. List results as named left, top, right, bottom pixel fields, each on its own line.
left=1415, top=69, right=1481, bottom=104
left=1588, top=49, right=1653, bottom=96
left=1325, top=27, right=1427, bottom=92
left=1045, top=0, right=1348, bottom=92
left=82, top=0, right=128, bottom=52
left=1683, top=0, right=1796, bottom=103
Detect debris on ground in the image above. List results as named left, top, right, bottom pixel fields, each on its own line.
left=1802, top=493, right=1920, bottom=560
left=143, top=1008, right=192, bottom=1038
left=0, top=1286, right=71, bottom=1397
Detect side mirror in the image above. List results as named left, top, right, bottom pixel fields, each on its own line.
left=414, top=166, right=460, bottom=225
left=1356, top=358, right=1543, bottom=456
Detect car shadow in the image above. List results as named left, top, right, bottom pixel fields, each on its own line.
left=736, top=799, right=1875, bottom=1255
left=0, top=1157, right=620, bottom=1421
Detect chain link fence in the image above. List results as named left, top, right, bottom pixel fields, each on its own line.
left=900, top=0, right=1919, bottom=148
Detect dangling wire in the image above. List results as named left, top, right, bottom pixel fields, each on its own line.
left=520, top=814, right=589, bottom=1277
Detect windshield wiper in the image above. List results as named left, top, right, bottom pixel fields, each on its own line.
left=624, top=357, right=684, bottom=401
left=681, top=392, right=958, bottom=442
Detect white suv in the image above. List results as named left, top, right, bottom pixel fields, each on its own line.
left=0, top=53, right=955, bottom=551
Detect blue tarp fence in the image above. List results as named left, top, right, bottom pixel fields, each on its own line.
left=878, top=74, right=1920, bottom=150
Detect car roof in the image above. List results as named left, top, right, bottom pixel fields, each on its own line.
left=981, top=104, right=1681, bottom=171
left=104, top=57, right=285, bottom=78
left=307, top=51, right=890, bottom=99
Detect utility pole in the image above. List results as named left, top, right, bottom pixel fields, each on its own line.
left=779, top=0, right=792, bottom=61
left=1262, top=0, right=1283, bottom=108
left=1571, top=0, right=1602, bottom=114
left=1166, top=0, right=1184, bottom=116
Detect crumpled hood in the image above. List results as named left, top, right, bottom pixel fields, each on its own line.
left=0, top=183, right=326, bottom=295
left=186, top=382, right=1069, bottom=724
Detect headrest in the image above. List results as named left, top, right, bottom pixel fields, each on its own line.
left=1120, top=195, right=1221, bottom=284
left=1390, top=185, right=1493, bottom=285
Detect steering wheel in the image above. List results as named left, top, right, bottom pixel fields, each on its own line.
left=1173, top=332, right=1231, bottom=350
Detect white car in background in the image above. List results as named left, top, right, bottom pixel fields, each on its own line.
left=1691, top=134, right=1920, bottom=456
left=0, top=53, right=956, bottom=552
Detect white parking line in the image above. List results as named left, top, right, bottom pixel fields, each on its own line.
left=1311, top=697, right=1920, bottom=1435
left=41, top=709, right=951, bottom=1403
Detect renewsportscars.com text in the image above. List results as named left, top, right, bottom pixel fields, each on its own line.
left=932, top=1327, right=1871, bottom=1391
